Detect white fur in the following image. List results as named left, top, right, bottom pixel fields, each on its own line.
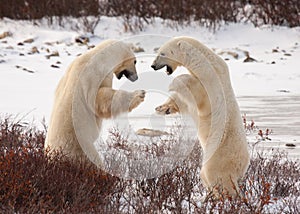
left=154, top=37, right=250, bottom=196
left=45, top=40, right=145, bottom=167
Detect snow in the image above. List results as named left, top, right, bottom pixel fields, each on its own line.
left=0, top=17, right=300, bottom=158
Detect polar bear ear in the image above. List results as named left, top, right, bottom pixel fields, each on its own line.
left=177, top=40, right=191, bottom=51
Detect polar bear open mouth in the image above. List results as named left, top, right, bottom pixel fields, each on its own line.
left=158, top=64, right=174, bottom=75
left=166, top=65, right=174, bottom=75
left=116, top=69, right=128, bottom=79
left=151, top=64, right=174, bottom=75
left=116, top=69, right=138, bottom=82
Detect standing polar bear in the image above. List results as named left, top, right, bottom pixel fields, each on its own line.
left=45, top=40, right=145, bottom=167
left=152, top=37, right=250, bottom=197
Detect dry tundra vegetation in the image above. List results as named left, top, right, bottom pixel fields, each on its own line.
left=0, top=0, right=299, bottom=33
left=0, top=0, right=300, bottom=213
left=0, top=116, right=299, bottom=213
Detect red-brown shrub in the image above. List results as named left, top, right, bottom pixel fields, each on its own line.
left=0, top=117, right=299, bottom=213
left=0, top=0, right=299, bottom=32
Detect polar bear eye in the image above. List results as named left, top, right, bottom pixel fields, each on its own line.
left=160, top=53, right=166, bottom=57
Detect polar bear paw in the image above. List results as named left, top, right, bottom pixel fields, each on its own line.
left=155, top=103, right=179, bottom=115
left=129, top=90, right=146, bottom=111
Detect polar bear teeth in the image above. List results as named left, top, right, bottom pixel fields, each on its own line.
left=116, top=70, right=125, bottom=79
left=117, top=69, right=138, bottom=82
left=166, top=65, right=173, bottom=75
left=165, top=108, right=171, bottom=114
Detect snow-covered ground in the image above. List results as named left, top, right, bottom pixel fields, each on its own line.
left=0, top=17, right=299, bottom=158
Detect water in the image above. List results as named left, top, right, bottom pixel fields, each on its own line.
left=238, top=95, right=300, bottom=160
left=102, top=95, right=300, bottom=160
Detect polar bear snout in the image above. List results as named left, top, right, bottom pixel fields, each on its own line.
left=151, top=62, right=164, bottom=70
left=151, top=63, right=174, bottom=75
left=116, top=69, right=138, bottom=82
left=126, top=72, right=138, bottom=82
left=151, top=56, right=165, bottom=70
left=151, top=55, right=175, bottom=75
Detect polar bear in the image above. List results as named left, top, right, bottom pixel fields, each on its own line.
left=152, top=37, right=250, bottom=197
left=45, top=39, right=145, bottom=167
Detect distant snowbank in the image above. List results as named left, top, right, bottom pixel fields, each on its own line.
left=0, top=17, right=299, bottom=122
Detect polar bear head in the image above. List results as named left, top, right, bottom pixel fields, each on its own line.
left=114, top=56, right=137, bottom=82
left=151, top=37, right=199, bottom=75
left=112, top=41, right=138, bottom=82
left=94, top=39, right=138, bottom=82
left=152, top=37, right=229, bottom=82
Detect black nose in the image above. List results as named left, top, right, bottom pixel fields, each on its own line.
left=128, top=74, right=138, bottom=82
left=151, top=64, right=156, bottom=69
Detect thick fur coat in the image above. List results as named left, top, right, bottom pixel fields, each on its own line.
left=153, top=37, right=250, bottom=196
left=45, top=40, right=145, bottom=167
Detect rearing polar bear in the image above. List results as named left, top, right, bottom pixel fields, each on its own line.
left=152, top=37, right=249, bottom=197
left=45, top=40, right=145, bottom=167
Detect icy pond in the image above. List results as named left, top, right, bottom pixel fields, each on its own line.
left=238, top=95, right=300, bottom=159
left=101, top=95, right=300, bottom=161
left=1, top=18, right=299, bottom=161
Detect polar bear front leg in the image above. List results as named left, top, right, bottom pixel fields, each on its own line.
left=155, top=98, right=179, bottom=115
left=95, top=87, right=145, bottom=118
left=129, top=90, right=146, bottom=112
left=155, top=92, right=189, bottom=115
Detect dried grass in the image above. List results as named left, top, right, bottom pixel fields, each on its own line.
left=0, top=116, right=299, bottom=213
